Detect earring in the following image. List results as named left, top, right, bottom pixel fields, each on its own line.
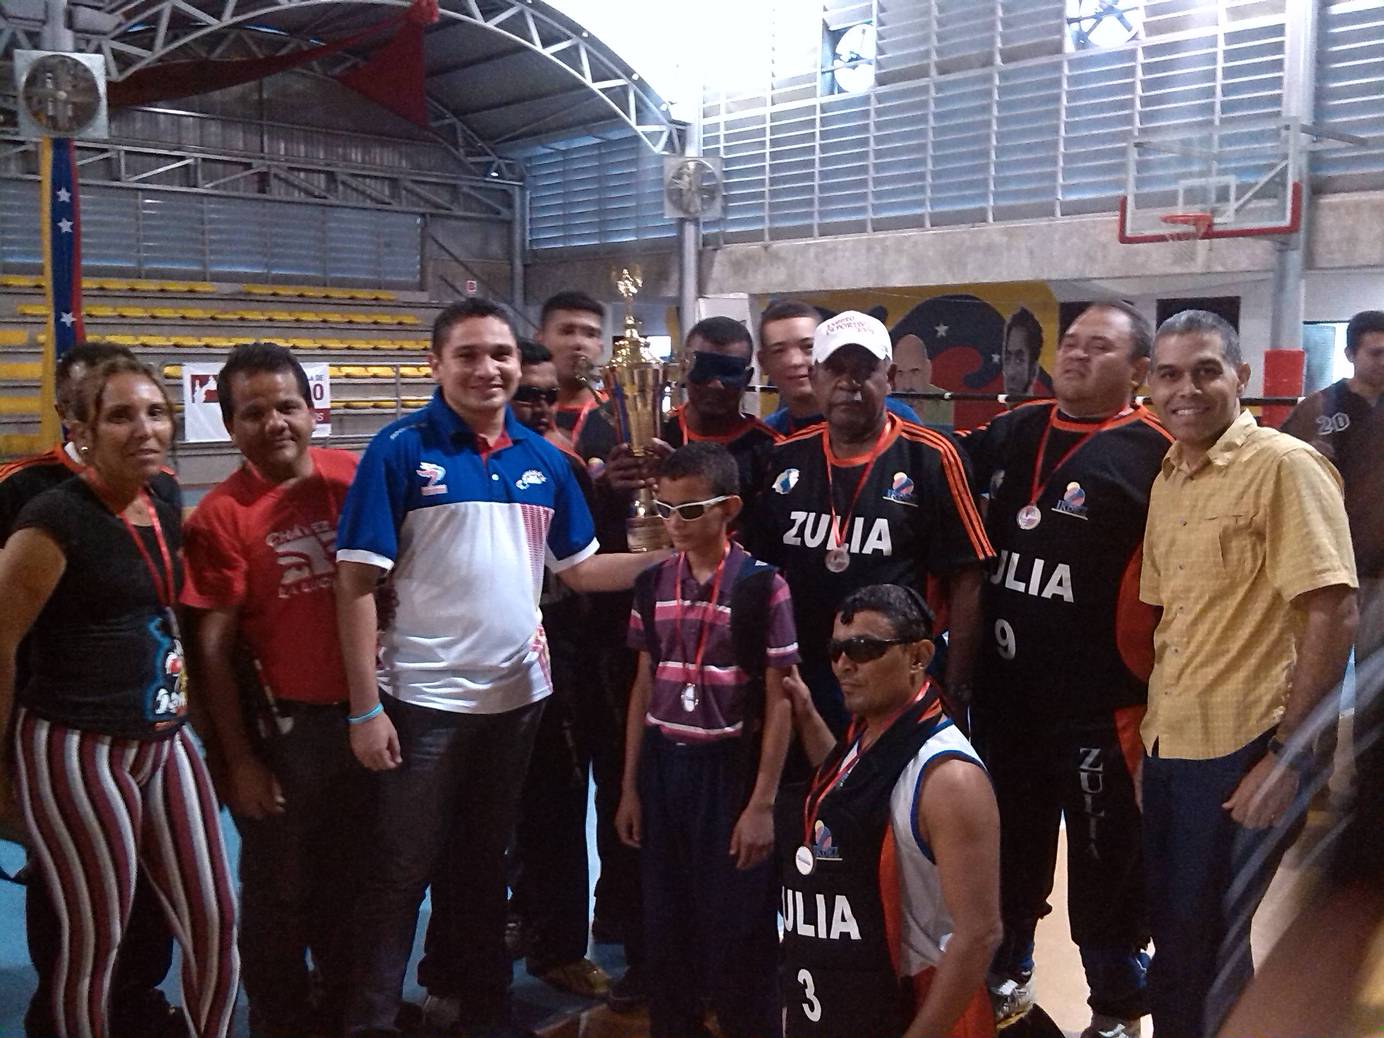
left=79, top=445, right=89, bottom=455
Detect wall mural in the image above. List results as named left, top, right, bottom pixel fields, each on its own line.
left=752, top=282, right=1060, bottom=430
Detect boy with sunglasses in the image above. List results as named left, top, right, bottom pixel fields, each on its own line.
left=615, top=442, right=798, bottom=1038
left=783, top=583, right=1001, bottom=1038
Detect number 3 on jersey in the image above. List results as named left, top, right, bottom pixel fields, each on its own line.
left=994, top=618, right=1016, bottom=661
left=797, top=968, right=822, bottom=1022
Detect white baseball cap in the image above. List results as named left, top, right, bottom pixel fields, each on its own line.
left=812, top=310, right=892, bottom=365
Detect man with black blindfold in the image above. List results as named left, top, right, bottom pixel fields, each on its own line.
left=577, top=316, right=780, bottom=525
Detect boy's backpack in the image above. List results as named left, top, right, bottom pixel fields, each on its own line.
left=632, top=555, right=782, bottom=804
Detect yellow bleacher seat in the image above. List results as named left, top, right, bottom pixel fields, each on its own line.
left=106, top=335, right=141, bottom=347
left=0, top=395, right=41, bottom=415
left=117, top=306, right=151, bottom=319
left=343, top=367, right=374, bottom=379
left=16, top=303, right=47, bottom=317
left=1, top=274, right=44, bottom=289
left=328, top=366, right=346, bottom=378
left=0, top=362, right=42, bottom=379
left=344, top=341, right=378, bottom=350
left=178, top=309, right=216, bottom=320
left=150, top=307, right=183, bottom=319
left=162, top=364, right=182, bottom=379
left=85, top=304, right=118, bottom=317
left=401, top=398, right=428, bottom=408
left=343, top=400, right=375, bottom=410
left=371, top=400, right=397, bottom=410
left=0, top=330, right=28, bottom=347
left=393, top=314, right=420, bottom=325
left=401, top=366, right=429, bottom=378
left=140, top=336, right=175, bottom=347
left=367, top=366, right=394, bottom=378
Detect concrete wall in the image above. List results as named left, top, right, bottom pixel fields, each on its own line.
left=524, top=190, right=1384, bottom=392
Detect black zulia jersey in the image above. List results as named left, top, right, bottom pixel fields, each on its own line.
left=958, top=402, right=1172, bottom=717
left=746, top=416, right=993, bottom=661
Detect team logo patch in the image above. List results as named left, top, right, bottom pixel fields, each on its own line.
left=417, top=461, right=448, bottom=496
left=773, top=468, right=800, bottom=495
left=1053, top=481, right=1088, bottom=519
left=811, top=820, right=841, bottom=862
left=516, top=468, right=547, bottom=490
left=883, top=470, right=917, bottom=507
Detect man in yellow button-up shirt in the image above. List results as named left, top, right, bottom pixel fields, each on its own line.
left=1139, top=309, right=1357, bottom=1038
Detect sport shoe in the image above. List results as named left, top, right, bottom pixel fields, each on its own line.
left=532, top=957, right=611, bottom=999
left=421, top=994, right=460, bottom=1032
left=1080, top=1013, right=1141, bottom=1038
left=605, top=965, right=648, bottom=1013
left=987, top=974, right=1035, bottom=1027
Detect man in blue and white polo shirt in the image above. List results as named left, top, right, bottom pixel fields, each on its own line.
left=334, top=298, right=667, bottom=1038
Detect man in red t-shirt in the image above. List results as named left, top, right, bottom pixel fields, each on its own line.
left=181, top=342, right=364, bottom=1038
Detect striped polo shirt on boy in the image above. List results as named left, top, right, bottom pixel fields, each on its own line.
left=628, top=542, right=799, bottom=742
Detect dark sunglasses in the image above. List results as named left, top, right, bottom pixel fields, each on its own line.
left=513, top=385, right=559, bottom=406
left=829, top=635, right=911, bottom=664
left=686, top=351, right=753, bottom=388
left=652, top=495, right=734, bottom=521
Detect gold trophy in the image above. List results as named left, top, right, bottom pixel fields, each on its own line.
left=603, top=267, right=673, bottom=552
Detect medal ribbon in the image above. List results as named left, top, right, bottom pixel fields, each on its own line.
left=1022, top=404, right=1133, bottom=515
left=801, top=679, right=938, bottom=843
left=672, top=544, right=731, bottom=698
left=821, top=416, right=895, bottom=554
left=82, top=471, right=175, bottom=609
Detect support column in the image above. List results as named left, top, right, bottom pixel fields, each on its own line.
left=510, top=184, right=526, bottom=314
left=41, top=0, right=73, bottom=51
left=677, top=117, right=701, bottom=354
left=1270, top=0, right=1319, bottom=351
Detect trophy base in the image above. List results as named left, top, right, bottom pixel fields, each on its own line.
left=626, top=516, right=671, bottom=552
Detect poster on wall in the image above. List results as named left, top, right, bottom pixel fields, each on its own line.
left=750, top=282, right=1060, bottom=431
left=182, top=362, right=332, bottom=442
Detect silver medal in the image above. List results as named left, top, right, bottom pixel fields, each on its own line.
left=795, top=845, right=815, bottom=876
left=681, top=683, right=698, bottom=712
left=824, top=547, right=850, bottom=573
left=1017, top=504, right=1042, bottom=530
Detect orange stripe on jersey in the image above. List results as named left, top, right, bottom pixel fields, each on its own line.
left=878, top=825, right=903, bottom=979
left=1115, top=544, right=1156, bottom=682
left=910, top=970, right=998, bottom=1038
left=0, top=446, right=69, bottom=484
left=1137, top=410, right=1175, bottom=443
left=779, top=422, right=825, bottom=446
left=901, top=426, right=993, bottom=560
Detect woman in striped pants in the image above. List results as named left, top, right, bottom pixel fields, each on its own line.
left=0, top=355, right=238, bottom=1038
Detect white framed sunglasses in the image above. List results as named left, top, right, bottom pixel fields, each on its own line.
left=652, top=494, right=735, bottom=521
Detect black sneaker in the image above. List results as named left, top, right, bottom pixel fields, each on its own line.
left=605, top=965, right=648, bottom=1013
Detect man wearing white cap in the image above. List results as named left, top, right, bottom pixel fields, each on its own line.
left=747, top=311, right=993, bottom=736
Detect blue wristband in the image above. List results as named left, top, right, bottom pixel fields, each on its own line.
left=347, top=702, right=384, bottom=726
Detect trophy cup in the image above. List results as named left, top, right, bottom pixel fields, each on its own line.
left=603, top=268, right=673, bottom=552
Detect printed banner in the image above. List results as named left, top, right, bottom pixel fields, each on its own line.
left=183, top=362, right=331, bottom=442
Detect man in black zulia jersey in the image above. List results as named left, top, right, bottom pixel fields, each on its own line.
left=956, top=301, right=1172, bottom=1038
left=746, top=310, right=993, bottom=739
left=0, top=341, right=186, bottom=1038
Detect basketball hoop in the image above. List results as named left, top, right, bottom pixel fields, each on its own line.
left=1158, top=211, right=1213, bottom=268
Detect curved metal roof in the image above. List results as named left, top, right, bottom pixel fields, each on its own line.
left=0, top=0, right=684, bottom=177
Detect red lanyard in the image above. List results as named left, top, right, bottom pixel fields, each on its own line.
left=673, top=545, right=730, bottom=690
left=1024, top=405, right=1132, bottom=510
left=822, top=417, right=894, bottom=550
left=83, top=472, right=175, bottom=609
left=802, top=679, right=936, bottom=842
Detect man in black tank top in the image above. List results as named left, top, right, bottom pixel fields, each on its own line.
left=782, top=584, right=1000, bottom=1038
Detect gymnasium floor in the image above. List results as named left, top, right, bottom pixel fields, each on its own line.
left=1, top=801, right=1380, bottom=1037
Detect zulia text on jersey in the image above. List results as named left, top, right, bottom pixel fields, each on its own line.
left=989, top=550, right=1074, bottom=603
left=783, top=511, right=892, bottom=557
left=782, top=887, right=863, bottom=941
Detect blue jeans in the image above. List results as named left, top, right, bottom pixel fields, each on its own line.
left=1142, top=732, right=1300, bottom=1038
